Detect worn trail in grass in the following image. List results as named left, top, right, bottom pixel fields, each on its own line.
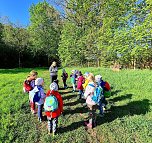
left=0, top=68, right=152, bottom=143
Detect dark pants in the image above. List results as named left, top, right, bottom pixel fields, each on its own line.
left=87, top=104, right=97, bottom=127
left=37, top=104, right=43, bottom=120
left=78, top=90, right=84, bottom=99
left=63, top=79, right=67, bottom=88
left=99, top=96, right=107, bottom=114
left=50, top=75, right=57, bottom=83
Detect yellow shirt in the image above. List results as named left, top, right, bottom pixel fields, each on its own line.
left=82, top=79, right=89, bottom=89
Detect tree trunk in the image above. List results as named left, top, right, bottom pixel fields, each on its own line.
left=133, top=58, right=136, bottom=70
left=88, top=61, right=89, bottom=67
left=81, top=60, right=83, bottom=67
left=97, top=59, right=100, bottom=67
left=19, top=51, right=21, bottom=68
left=48, top=55, right=50, bottom=66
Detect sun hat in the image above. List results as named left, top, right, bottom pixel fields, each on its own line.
left=84, top=72, right=89, bottom=77
left=95, top=75, right=102, bottom=83
left=50, top=82, right=58, bottom=91
left=35, top=78, right=44, bottom=86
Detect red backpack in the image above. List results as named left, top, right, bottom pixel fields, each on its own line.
left=104, top=81, right=111, bottom=91
left=23, top=80, right=33, bottom=92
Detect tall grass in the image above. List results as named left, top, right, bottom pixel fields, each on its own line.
left=0, top=67, right=151, bottom=143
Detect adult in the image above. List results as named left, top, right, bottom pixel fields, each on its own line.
left=49, top=61, right=58, bottom=83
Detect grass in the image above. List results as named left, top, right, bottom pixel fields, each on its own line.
left=0, top=67, right=152, bottom=143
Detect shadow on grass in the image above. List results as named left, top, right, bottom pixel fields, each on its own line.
left=62, top=94, right=77, bottom=100
left=64, top=106, right=88, bottom=115
left=59, top=90, right=73, bottom=95
left=111, top=90, right=122, bottom=96
left=59, top=87, right=66, bottom=90
left=59, top=86, right=74, bottom=89
left=97, top=99, right=151, bottom=126
left=58, top=120, right=84, bottom=134
left=64, top=99, right=85, bottom=106
left=109, top=94, right=133, bottom=102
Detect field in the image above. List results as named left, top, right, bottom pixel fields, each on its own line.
left=0, top=67, right=152, bottom=143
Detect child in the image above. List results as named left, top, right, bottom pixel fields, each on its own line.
left=45, top=82, right=63, bottom=136
left=77, top=71, right=85, bottom=99
left=49, top=61, right=58, bottom=83
left=84, top=73, right=97, bottom=129
left=61, top=69, right=68, bottom=89
left=23, top=70, right=38, bottom=93
left=30, top=78, right=46, bottom=122
left=24, top=70, right=38, bottom=114
left=95, top=75, right=105, bottom=116
left=95, top=75, right=109, bottom=116
left=95, top=74, right=111, bottom=97
left=70, top=70, right=77, bottom=92
left=82, top=72, right=90, bottom=90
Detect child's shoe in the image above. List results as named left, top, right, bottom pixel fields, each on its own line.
left=38, top=117, right=42, bottom=123
left=84, top=121, right=89, bottom=126
left=52, top=132, right=56, bottom=137
left=82, top=103, right=87, bottom=107
left=31, top=108, right=37, bottom=114
left=87, top=123, right=93, bottom=129
left=47, top=126, right=52, bottom=134
left=33, top=110, right=37, bottom=114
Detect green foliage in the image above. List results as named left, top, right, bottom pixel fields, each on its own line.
left=2, top=23, right=29, bottom=67
left=58, top=0, right=152, bottom=69
left=28, top=1, right=62, bottom=64
left=0, top=0, right=152, bottom=68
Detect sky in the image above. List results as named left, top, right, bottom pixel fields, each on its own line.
left=0, top=0, right=62, bottom=26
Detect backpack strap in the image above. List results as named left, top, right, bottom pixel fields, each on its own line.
left=88, top=84, right=95, bottom=88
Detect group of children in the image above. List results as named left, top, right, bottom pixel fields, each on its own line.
left=23, top=70, right=63, bottom=136
left=61, top=69, right=111, bottom=129
left=23, top=69, right=111, bottom=135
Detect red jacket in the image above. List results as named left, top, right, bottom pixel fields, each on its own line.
left=45, top=90, right=63, bottom=118
left=77, top=75, right=85, bottom=90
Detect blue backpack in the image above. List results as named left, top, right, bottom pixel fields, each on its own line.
left=32, top=87, right=41, bottom=102
left=44, top=95, right=58, bottom=112
left=89, top=84, right=103, bottom=104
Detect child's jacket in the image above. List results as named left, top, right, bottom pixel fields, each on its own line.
left=77, top=75, right=85, bottom=90
left=29, top=85, right=46, bottom=105
left=84, top=82, right=96, bottom=106
left=61, top=72, right=68, bottom=81
left=70, top=73, right=77, bottom=84
left=82, top=79, right=89, bottom=89
left=45, top=90, right=63, bottom=118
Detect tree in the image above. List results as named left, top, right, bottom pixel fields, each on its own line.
left=28, top=1, right=62, bottom=66
left=2, top=23, right=29, bottom=67
left=57, top=0, right=152, bottom=68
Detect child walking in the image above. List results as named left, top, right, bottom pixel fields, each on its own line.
left=95, top=75, right=109, bottom=116
left=77, top=71, right=85, bottom=99
left=24, top=70, right=38, bottom=114
left=29, top=78, right=46, bottom=122
left=61, top=69, right=68, bottom=89
left=82, top=72, right=90, bottom=90
left=84, top=73, right=97, bottom=129
left=70, top=70, right=77, bottom=92
left=45, top=82, right=63, bottom=136
left=23, top=70, right=38, bottom=92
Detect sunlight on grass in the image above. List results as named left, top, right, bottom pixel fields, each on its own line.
left=0, top=67, right=151, bottom=143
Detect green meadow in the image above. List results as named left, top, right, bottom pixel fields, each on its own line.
left=0, top=68, right=152, bottom=143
